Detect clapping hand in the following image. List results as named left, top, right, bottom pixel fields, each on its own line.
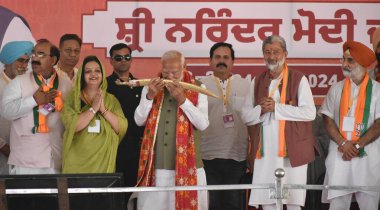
left=92, top=89, right=103, bottom=112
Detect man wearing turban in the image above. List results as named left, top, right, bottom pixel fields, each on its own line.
left=0, top=41, right=33, bottom=175
left=0, top=6, right=35, bottom=71
left=319, top=41, right=380, bottom=209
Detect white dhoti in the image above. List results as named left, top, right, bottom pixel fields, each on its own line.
left=248, top=115, right=308, bottom=207
left=319, top=79, right=380, bottom=207
left=136, top=168, right=208, bottom=210
left=322, top=141, right=380, bottom=202
left=248, top=76, right=315, bottom=208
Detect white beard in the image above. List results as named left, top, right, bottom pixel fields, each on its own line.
left=266, top=56, right=285, bottom=72
left=342, top=65, right=365, bottom=81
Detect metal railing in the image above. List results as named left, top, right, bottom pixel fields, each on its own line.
left=1, top=168, right=379, bottom=210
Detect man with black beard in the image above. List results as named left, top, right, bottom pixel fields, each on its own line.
left=106, top=43, right=145, bottom=203
left=200, top=42, right=261, bottom=210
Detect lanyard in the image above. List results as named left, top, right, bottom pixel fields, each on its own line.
left=213, top=75, right=232, bottom=112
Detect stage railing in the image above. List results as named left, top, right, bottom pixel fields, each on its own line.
left=1, top=168, right=379, bottom=210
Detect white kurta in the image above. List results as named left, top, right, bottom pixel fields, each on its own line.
left=0, top=72, right=11, bottom=174
left=133, top=84, right=209, bottom=209
left=135, top=85, right=209, bottom=131
left=319, top=78, right=380, bottom=201
left=248, top=76, right=316, bottom=207
left=54, top=65, right=78, bottom=84
left=0, top=71, right=71, bottom=171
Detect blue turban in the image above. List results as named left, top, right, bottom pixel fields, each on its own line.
left=0, top=41, right=34, bottom=64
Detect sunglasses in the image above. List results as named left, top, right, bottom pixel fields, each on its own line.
left=112, top=54, right=132, bottom=62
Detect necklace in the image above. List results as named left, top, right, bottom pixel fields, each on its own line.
left=81, top=90, right=93, bottom=105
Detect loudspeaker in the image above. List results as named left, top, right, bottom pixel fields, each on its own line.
left=0, top=173, right=125, bottom=210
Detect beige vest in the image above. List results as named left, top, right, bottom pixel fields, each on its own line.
left=200, top=75, right=250, bottom=161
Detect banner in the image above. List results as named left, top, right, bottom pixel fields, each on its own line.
left=83, top=2, right=379, bottom=58
left=1, top=0, right=379, bottom=103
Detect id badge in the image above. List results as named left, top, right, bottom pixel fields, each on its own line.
left=38, top=103, right=55, bottom=116
left=223, top=114, right=235, bottom=128
left=342, top=116, right=355, bottom=132
left=88, top=120, right=101, bottom=133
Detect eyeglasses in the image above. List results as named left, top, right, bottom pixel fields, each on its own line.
left=162, top=69, right=181, bottom=77
left=112, top=54, right=132, bottom=62
left=16, top=57, right=30, bottom=64
left=32, top=52, right=50, bottom=59
left=340, top=57, right=356, bottom=65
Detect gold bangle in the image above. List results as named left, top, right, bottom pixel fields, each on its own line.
left=101, top=108, right=108, bottom=116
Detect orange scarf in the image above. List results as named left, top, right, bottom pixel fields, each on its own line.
left=256, top=64, right=289, bottom=158
left=339, top=74, right=372, bottom=141
left=32, top=71, right=63, bottom=133
left=137, top=71, right=199, bottom=210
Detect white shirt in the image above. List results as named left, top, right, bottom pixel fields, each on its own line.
left=240, top=78, right=262, bottom=125
left=134, top=85, right=209, bottom=131
left=245, top=76, right=316, bottom=125
left=54, top=65, right=78, bottom=83
left=211, top=75, right=262, bottom=125
left=0, top=72, right=11, bottom=174
left=0, top=75, right=37, bottom=120
left=319, top=78, right=380, bottom=200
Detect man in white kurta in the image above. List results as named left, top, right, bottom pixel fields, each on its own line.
left=134, top=50, right=209, bottom=210
left=319, top=41, right=380, bottom=210
left=0, top=40, right=71, bottom=174
left=0, top=41, right=33, bottom=174
left=247, top=35, right=316, bottom=210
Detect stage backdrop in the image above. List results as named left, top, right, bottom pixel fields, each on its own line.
left=2, top=0, right=379, bottom=104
